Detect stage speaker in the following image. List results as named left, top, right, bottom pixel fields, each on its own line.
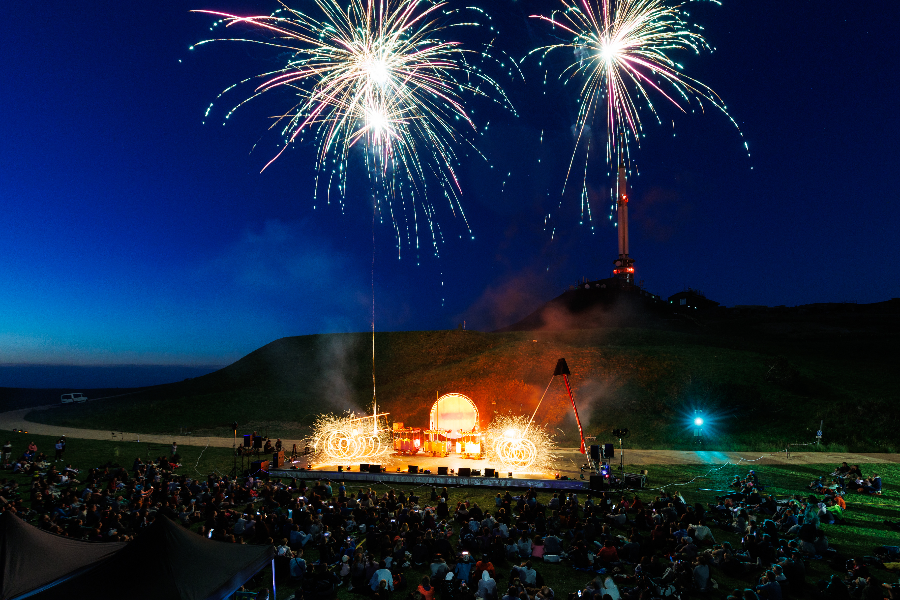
left=589, top=445, right=601, bottom=462
left=338, top=466, right=343, bottom=472
left=484, top=468, right=495, bottom=478
left=243, top=434, right=252, bottom=448
left=272, top=451, right=285, bottom=468
left=458, top=467, right=471, bottom=477
left=368, top=464, right=382, bottom=473
left=437, top=466, right=449, bottom=475
left=471, top=470, right=481, bottom=476
left=251, top=460, right=270, bottom=474
left=590, top=474, right=607, bottom=491
left=360, top=463, right=369, bottom=472
left=603, top=443, right=615, bottom=459
left=408, top=465, right=419, bottom=474
left=253, top=436, right=263, bottom=449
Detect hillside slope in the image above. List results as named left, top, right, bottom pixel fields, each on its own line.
left=22, top=305, right=900, bottom=451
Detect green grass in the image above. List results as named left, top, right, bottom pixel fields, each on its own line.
left=8, top=431, right=899, bottom=599
left=18, top=325, right=900, bottom=451
left=1, top=430, right=238, bottom=481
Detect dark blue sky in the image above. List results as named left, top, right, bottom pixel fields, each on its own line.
left=1, top=0, right=896, bottom=370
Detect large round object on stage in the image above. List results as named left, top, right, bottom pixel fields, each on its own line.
left=430, top=393, right=479, bottom=432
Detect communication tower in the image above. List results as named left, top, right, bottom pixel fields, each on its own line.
left=612, top=163, right=635, bottom=283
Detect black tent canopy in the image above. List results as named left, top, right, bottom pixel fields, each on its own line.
left=0, top=511, right=126, bottom=600
left=27, top=515, right=274, bottom=600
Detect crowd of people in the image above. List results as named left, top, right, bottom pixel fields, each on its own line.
left=0, top=438, right=896, bottom=600
left=810, top=463, right=883, bottom=498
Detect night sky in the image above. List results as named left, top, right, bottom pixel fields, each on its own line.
left=1, top=0, right=896, bottom=377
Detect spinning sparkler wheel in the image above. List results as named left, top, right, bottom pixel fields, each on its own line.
left=318, top=427, right=386, bottom=461
left=311, top=410, right=394, bottom=463
left=495, top=438, right=538, bottom=470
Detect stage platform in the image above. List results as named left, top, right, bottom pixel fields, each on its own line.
left=268, top=449, right=594, bottom=491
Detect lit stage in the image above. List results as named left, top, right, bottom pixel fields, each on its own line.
left=297, top=372, right=596, bottom=490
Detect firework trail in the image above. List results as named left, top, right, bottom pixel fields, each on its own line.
left=529, top=0, right=747, bottom=183
left=193, top=0, right=515, bottom=254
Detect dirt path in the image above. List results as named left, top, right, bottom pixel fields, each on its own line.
left=0, top=406, right=239, bottom=448
left=4, top=407, right=898, bottom=466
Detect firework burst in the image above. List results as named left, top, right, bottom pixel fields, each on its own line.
left=530, top=0, right=746, bottom=175
left=193, top=0, right=515, bottom=254
left=485, top=414, right=558, bottom=474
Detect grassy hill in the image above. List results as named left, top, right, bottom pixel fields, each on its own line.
left=21, top=301, right=900, bottom=451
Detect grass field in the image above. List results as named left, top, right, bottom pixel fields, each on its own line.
left=20, top=325, right=900, bottom=452
left=4, top=431, right=899, bottom=599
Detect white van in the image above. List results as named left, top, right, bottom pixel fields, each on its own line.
left=60, top=393, right=87, bottom=404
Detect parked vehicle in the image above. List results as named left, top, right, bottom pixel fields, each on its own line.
left=60, top=393, right=87, bottom=404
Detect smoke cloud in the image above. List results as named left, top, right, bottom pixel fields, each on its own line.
left=457, top=270, right=552, bottom=331
left=313, top=333, right=364, bottom=414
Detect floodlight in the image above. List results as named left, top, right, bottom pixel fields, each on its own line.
left=694, top=417, right=704, bottom=426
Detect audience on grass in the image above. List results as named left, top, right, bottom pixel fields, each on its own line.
left=2, top=442, right=895, bottom=600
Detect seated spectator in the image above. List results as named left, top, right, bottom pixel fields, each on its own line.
left=756, top=571, right=782, bottom=600
left=418, top=576, right=436, bottom=600
left=675, top=536, right=698, bottom=561
left=535, top=586, right=553, bottom=600
left=596, top=539, right=619, bottom=565
left=692, top=519, right=716, bottom=544
left=370, top=560, right=394, bottom=592
left=478, top=568, right=497, bottom=599
left=531, top=535, right=545, bottom=560
left=543, top=531, right=563, bottom=556
left=519, top=561, right=537, bottom=586
left=861, top=474, right=882, bottom=495
left=821, top=500, right=844, bottom=524
left=289, top=524, right=312, bottom=549
left=454, top=553, right=473, bottom=582
left=289, top=549, right=307, bottom=582
left=693, top=556, right=711, bottom=592
left=430, top=555, right=450, bottom=581
left=274, top=537, right=291, bottom=556
left=516, top=533, right=533, bottom=559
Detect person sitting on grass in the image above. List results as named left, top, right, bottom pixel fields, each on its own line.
left=337, top=555, right=351, bottom=587
left=596, top=539, right=620, bottom=567
left=516, top=533, right=533, bottom=559
left=430, top=554, right=450, bottom=581
left=477, top=568, right=497, bottom=600
left=370, top=560, right=394, bottom=592
left=691, top=519, right=716, bottom=544
left=454, top=553, right=473, bottom=583
left=820, top=499, right=844, bottom=524
left=417, top=575, right=435, bottom=600
left=289, top=548, right=306, bottom=582
left=861, top=474, right=882, bottom=495
left=513, top=561, right=537, bottom=586
left=531, top=535, right=545, bottom=560
left=755, top=571, right=782, bottom=600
